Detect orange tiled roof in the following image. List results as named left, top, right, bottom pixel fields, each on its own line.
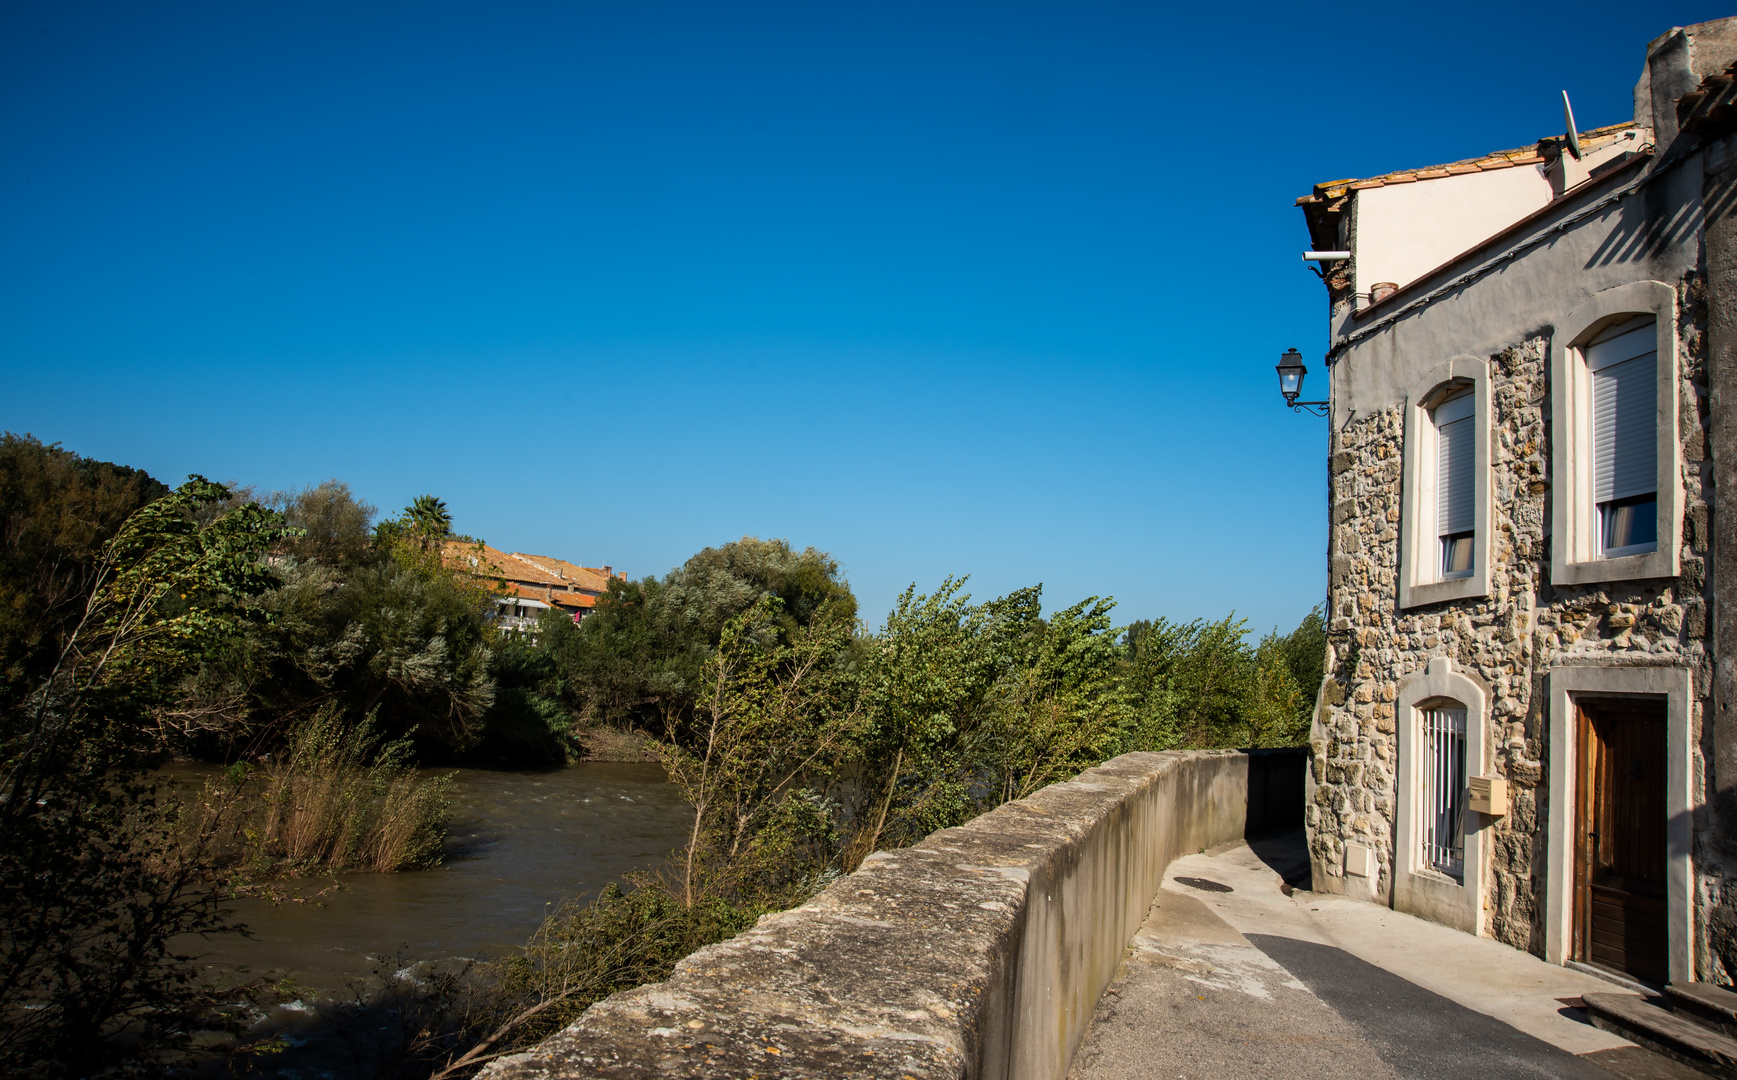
left=548, top=591, right=599, bottom=610
left=506, top=552, right=613, bottom=594
left=444, top=542, right=619, bottom=598
left=1295, top=122, right=1639, bottom=205
left=444, top=542, right=560, bottom=587
left=493, top=580, right=600, bottom=608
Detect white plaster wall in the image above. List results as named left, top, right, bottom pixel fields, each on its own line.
left=1353, top=166, right=1554, bottom=295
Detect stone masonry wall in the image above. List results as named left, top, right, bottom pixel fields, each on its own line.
left=481, top=750, right=1303, bottom=1080
left=1310, top=272, right=1717, bottom=971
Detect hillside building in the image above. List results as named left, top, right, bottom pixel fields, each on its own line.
left=444, top=541, right=625, bottom=631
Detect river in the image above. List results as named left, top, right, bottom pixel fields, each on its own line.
left=181, top=762, right=691, bottom=1005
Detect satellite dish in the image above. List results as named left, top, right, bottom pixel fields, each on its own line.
left=1562, top=90, right=1583, bottom=160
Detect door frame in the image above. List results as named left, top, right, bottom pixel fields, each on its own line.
left=1546, top=665, right=1694, bottom=983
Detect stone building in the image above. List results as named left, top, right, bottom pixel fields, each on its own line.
left=1297, top=17, right=1737, bottom=988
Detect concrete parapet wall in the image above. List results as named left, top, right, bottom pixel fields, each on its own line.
left=484, top=748, right=1302, bottom=1080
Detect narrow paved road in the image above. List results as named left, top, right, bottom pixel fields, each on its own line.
left=1066, top=833, right=1699, bottom=1080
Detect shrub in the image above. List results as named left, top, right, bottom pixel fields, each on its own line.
left=227, top=705, right=453, bottom=875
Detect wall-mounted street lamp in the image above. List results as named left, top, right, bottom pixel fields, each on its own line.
left=1276, top=348, right=1329, bottom=417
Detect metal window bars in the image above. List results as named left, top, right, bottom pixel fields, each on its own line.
left=1421, top=706, right=1467, bottom=880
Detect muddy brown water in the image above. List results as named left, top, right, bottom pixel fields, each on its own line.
left=169, top=762, right=691, bottom=1003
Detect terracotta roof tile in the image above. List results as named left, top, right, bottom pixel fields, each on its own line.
left=444, top=542, right=618, bottom=597
left=1294, top=122, right=1638, bottom=205
left=507, top=552, right=614, bottom=593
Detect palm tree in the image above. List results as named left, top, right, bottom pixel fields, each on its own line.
left=406, top=494, right=452, bottom=544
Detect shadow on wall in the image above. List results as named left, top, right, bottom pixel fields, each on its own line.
left=1243, top=748, right=1312, bottom=894
left=1585, top=182, right=1703, bottom=268
left=1244, top=747, right=1307, bottom=837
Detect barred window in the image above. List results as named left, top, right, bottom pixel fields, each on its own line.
left=1421, top=705, right=1467, bottom=880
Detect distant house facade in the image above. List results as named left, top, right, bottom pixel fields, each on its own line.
left=1299, top=18, right=1737, bottom=988
left=444, top=541, right=625, bottom=632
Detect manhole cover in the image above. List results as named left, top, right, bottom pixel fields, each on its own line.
left=1175, top=876, right=1233, bottom=893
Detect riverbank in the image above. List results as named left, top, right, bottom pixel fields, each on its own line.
left=174, top=762, right=690, bottom=1016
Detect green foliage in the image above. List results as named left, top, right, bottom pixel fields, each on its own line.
left=984, top=595, right=1131, bottom=803
left=1121, top=605, right=1324, bottom=751
left=372, top=494, right=469, bottom=568
left=1122, top=615, right=1256, bottom=749
left=852, top=578, right=1039, bottom=848
left=171, top=499, right=505, bottom=760
left=332, top=559, right=497, bottom=755
left=271, top=479, right=378, bottom=568
left=660, top=595, right=860, bottom=907
left=1246, top=607, right=1326, bottom=748
left=0, top=433, right=169, bottom=714
left=407, top=495, right=453, bottom=539
left=850, top=579, right=1129, bottom=852
left=479, top=630, right=572, bottom=767
left=547, top=537, right=857, bottom=732
left=0, top=476, right=291, bottom=1078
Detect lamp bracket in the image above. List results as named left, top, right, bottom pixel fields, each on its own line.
left=1287, top=400, right=1330, bottom=417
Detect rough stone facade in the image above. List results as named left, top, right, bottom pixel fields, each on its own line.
left=1309, top=275, right=1715, bottom=965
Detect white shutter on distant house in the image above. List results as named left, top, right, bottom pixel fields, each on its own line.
left=1588, top=318, right=1658, bottom=504
left=1435, top=392, right=1474, bottom=537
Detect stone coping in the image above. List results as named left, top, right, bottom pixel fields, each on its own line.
left=483, top=749, right=1295, bottom=1080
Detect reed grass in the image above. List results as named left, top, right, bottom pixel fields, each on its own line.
left=201, top=705, right=453, bottom=876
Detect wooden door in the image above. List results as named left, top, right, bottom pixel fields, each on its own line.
left=1574, top=699, right=1668, bottom=984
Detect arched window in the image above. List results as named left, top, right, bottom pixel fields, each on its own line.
left=1393, top=658, right=1489, bottom=934
left=1400, top=358, right=1490, bottom=608
left=1551, top=281, right=1679, bottom=585
left=1586, top=315, right=1659, bottom=556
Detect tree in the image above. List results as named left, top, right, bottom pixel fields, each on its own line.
left=547, top=538, right=858, bottom=732
left=0, top=434, right=169, bottom=716
left=850, top=578, right=1040, bottom=855
left=660, top=595, right=860, bottom=907
left=271, top=479, right=377, bottom=568
left=1121, top=615, right=1257, bottom=750
left=407, top=495, right=452, bottom=540
left=0, top=477, right=291, bottom=1077
left=1246, top=606, right=1325, bottom=748
left=985, top=596, right=1129, bottom=803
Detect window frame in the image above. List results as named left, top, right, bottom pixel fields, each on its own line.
left=1393, top=657, right=1489, bottom=935
left=1399, top=356, right=1492, bottom=609
left=1551, top=280, right=1680, bottom=585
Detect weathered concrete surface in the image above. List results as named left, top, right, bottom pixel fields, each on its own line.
left=1065, top=885, right=1396, bottom=1079
left=482, top=750, right=1295, bottom=1080
left=1068, top=836, right=1705, bottom=1080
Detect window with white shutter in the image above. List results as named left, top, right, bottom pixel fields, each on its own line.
left=1588, top=316, right=1658, bottom=557
left=1434, top=391, right=1475, bottom=580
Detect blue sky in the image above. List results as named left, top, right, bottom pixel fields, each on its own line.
left=0, top=2, right=1720, bottom=634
